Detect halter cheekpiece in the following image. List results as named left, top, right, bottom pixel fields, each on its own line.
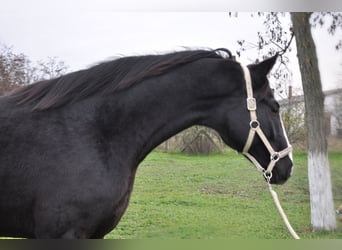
left=240, top=64, right=293, bottom=181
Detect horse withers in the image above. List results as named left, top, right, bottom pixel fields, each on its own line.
left=0, top=48, right=293, bottom=238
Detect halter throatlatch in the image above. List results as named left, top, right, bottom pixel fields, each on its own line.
left=240, top=64, right=293, bottom=181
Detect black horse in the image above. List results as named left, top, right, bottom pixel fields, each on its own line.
left=0, top=48, right=293, bottom=238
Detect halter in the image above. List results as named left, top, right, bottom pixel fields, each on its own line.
left=240, top=64, right=293, bottom=181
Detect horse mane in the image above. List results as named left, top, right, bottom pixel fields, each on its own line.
left=8, top=48, right=233, bottom=111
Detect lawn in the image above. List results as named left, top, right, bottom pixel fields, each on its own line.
left=106, top=150, right=342, bottom=239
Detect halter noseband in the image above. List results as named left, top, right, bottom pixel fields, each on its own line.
left=240, top=64, right=293, bottom=181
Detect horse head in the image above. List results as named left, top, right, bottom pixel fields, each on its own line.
left=210, top=55, right=293, bottom=184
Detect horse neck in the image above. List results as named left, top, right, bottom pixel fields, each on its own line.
left=98, top=59, right=238, bottom=163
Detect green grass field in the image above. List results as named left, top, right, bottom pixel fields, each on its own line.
left=106, top=150, right=342, bottom=239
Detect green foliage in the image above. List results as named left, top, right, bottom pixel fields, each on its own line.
left=107, top=150, right=342, bottom=239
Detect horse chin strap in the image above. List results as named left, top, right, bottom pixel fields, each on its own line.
left=240, top=64, right=293, bottom=182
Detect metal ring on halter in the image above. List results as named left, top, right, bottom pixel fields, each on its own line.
left=249, top=120, right=260, bottom=130
left=270, top=152, right=281, bottom=162
left=263, top=171, right=273, bottom=183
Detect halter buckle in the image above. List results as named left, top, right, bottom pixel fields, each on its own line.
left=247, top=98, right=256, bottom=111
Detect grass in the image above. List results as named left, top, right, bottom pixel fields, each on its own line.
left=106, top=150, right=342, bottom=239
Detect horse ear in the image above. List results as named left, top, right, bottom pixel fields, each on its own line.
left=248, top=54, right=278, bottom=78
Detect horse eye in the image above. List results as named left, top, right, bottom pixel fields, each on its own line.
left=267, top=100, right=280, bottom=113
left=273, top=101, right=280, bottom=113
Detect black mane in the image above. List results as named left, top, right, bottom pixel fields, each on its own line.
left=8, top=48, right=233, bottom=111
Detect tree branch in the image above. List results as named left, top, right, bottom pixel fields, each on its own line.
left=279, top=31, right=295, bottom=56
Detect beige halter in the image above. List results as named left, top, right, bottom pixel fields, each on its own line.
left=240, top=64, right=293, bottom=181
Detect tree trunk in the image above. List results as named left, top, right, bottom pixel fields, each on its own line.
left=291, top=12, right=336, bottom=231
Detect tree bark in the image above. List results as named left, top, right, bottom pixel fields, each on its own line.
left=291, top=12, right=336, bottom=231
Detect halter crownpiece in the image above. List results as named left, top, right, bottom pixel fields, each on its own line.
left=240, top=64, right=293, bottom=181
